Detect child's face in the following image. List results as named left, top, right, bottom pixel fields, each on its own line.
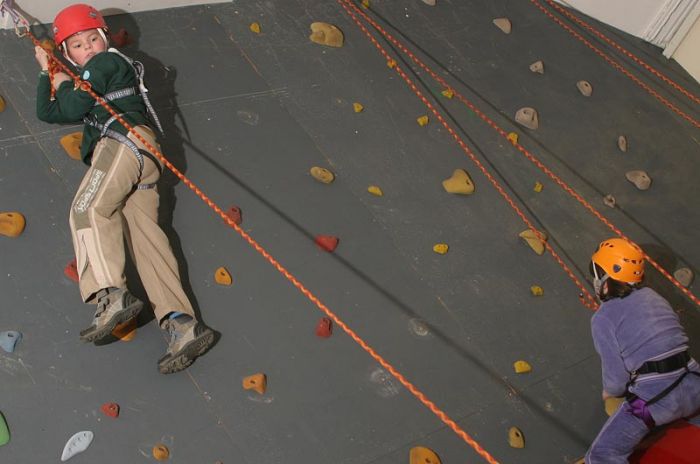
left=65, top=29, right=106, bottom=67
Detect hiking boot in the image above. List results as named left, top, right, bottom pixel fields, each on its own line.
left=79, top=287, right=144, bottom=343
left=158, top=315, right=215, bottom=374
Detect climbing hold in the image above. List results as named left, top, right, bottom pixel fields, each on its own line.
left=530, top=285, right=543, bottom=296
left=214, top=267, right=233, bottom=286
left=109, top=28, right=131, bottom=47
left=315, top=317, right=333, bottom=338
left=367, top=185, right=383, bottom=196
left=64, top=258, right=79, bottom=282
left=442, top=169, right=475, bottom=195
left=40, top=38, right=56, bottom=51
left=0, top=212, right=26, bottom=238
left=309, top=22, right=344, bottom=48
left=529, top=60, right=544, bottom=74
left=605, top=397, right=624, bottom=416
left=315, top=235, right=339, bottom=252
left=625, top=170, right=652, bottom=190
left=243, top=373, right=267, bottom=394
left=433, top=243, right=449, bottom=255
left=603, top=194, right=616, bottom=208
left=0, top=331, right=21, bottom=353
left=353, top=102, right=364, bottom=113
left=310, top=166, right=335, bottom=184
left=61, top=431, right=93, bottom=462
left=421, top=0, right=437, bottom=6
left=515, top=107, right=539, bottom=130
left=409, top=318, right=430, bottom=337
left=387, top=59, right=397, bottom=69
left=0, top=411, right=8, bottom=446
left=493, top=17, right=512, bottom=34
left=513, top=360, right=532, bottom=374
left=507, top=132, right=519, bottom=144
left=0, top=95, right=5, bottom=113
left=617, top=135, right=628, bottom=153
left=533, top=181, right=543, bottom=193
left=60, top=132, right=83, bottom=160
left=224, top=206, right=242, bottom=226
left=112, top=318, right=137, bottom=341
left=441, top=88, right=454, bottom=99
left=361, top=0, right=370, bottom=8
left=409, top=446, right=441, bottom=464
left=674, top=267, right=694, bottom=288
left=519, top=229, right=547, bottom=255
left=249, top=22, right=261, bottom=34
left=100, top=402, right=120, bottom=418
left=153, top=444, right=170, bottom=461
left=416, top=115, right=429, bottom=127
left=576, top=80, right=593, bottom=97
left=508, top=426, right=525, bottom=448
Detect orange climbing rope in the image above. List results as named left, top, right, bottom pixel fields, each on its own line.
left=541, top=0, right=700, bottom=106
left=3, top=7, right=501, bottom=464
left=528, top=0, right=700, bottom=130
left=340, top=1, right=700, bottom=310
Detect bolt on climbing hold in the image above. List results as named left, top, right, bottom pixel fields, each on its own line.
left=519, top=229, right=547, bottom=255
left=625, top=170, right=651, bottom=190
left=674, top=267, right=694, bottom=288
left=442, top=169, right=475, bottom=194
left=513, top=360, right=532, bottom=374
left=576, top=80, right=593, bottom=97
left=110, top=28, right=131, bottom=47
left=529, top=60, right=544, bottom=74
left=0, top=95, right=5, bottom=113
left=224, top=206, right=242, bottom=226
left=112, top=318, right=137, bottom=341
left=361, top=0, right=370, bottom=8
left=416, top=115, right=429, bottom=126
left=64, top=258, right=79, bottom=282
left=493, top=17, right=512, bottom=34
left=61, top=431, right=93, bottom=462
left=421, top=0, right=437, bottom=6
left=507, top=132, right=519, bottom=144
left=309, top=22, right=344, bottom=48
left=387, top=59, right=397, bottom=69
left=60, top=132, right=83, bottom=160
left=433, top=243, right=449, bottom=255
left=353, top=102, right=364, bottom=113
left=0, top=212, right=26, bottom=238
left=605, top=397, right=624, bottom=416
left=100, top=402, right=120, bottom=418
left=409, top=318, right=430, bottom=337
left=315, top=235, right=339, bottom=252
left=0, top=411, right=9, bottom=446
left=508, top=426, right=525, bottom=448
left=530, top=285, right=543, bottom=296
left=243, top=373, right=267, bottom=394
left=214, top=267, right=233, bottom=286
left=249, top=22, right=261, bottom=34
left=409, top=446, right=441, bottom=464
left=40, top=38, right=56, bottom=51
left=515, top=107, right=539, bottom=130
left=533, top=181, right=543, bottom=193
left=617, top=135, right=628, bottom=152
left=367, top=185, right=383, bottom=196
left=603, top=194, right=616, bottom=208
left=153, top=444, right=170, bottom=461
left=315, top=317, right=333, bottom=338
left=0, top=331, right=21, bottom=353
left=310, top=166, right=335, bottom=184
left=441, top=88, right=454, bottom=99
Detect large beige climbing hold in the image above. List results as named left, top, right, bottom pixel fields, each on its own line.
left=508, top=426, right=525, bottom=448
left=243, top=373, right=267, bottom=394
left=515, top=107, right=539, bottom=130
left=617, top=135, right=628, bottom=153
left=493, top=18, right=512, bottom=34
left=519, top=229, right=547, bottom=255
left=214, top=267, right=232, bottom=286
left=605, top=397, right=624, bottom=416
left=576, top=80, right=593, bottom=97
left=442, top=169, right=474, bottom=195
left=674, top=267, right=694, bottom=287
left=409, top=446, right=441, bottom=464
left=60, top=132, right=83, bottom=160
left=529, top=60, right=544, bottom=74
left=309, top=22, right=344, bottom=48
left=310, top=166, right=335, bottom=184
left=0, top=95, right=5, bottom=113
left=513, top=360, right=532, bottom=374
left=625, top=170, right=651, bottom=190
left=0, top=212, right=26, bottom=238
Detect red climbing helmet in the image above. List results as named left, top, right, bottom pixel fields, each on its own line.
left=591, top=238, right=644, bottom=284
left=52, top=4, right=107, bottom=46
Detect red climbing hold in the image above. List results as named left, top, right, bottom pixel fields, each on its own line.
left=224, top=206, right=242, bottom=226
left=315, top=235, right=339, bottom=252
left=110, top=28, right=132, bottom=47
left=64, top=259, right=79, bottom=283
left=100, top=402, right=120, bottom=418
left=315, top=317, right=333, bottom=338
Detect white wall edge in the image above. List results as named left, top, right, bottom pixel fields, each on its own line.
left=663, top=2, right=700, bottom=56
left=643, top=0, right=699, bottom=47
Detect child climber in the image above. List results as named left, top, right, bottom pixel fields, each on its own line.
left=34, top=4, right=214, bottom=374
left=585, top=238, right=700, bottom=463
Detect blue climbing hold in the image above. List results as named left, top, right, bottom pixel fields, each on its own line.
left=0, top=331, right=22, bottom=353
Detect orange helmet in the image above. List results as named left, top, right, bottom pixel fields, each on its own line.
left=591, top=238, right=644, bottom=284
left=52, top=4, right=107, bottom=46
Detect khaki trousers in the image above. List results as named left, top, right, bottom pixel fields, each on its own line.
left=69, top=126, right=194, bottom=322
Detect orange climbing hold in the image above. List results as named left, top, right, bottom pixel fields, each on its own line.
left=224, top=206, right=242, bottom=226
left=416, top=115, right=429, bottom=126
left=0, top=95, right=5, bottom=113
left=530, top=285, right=544, bottom=296
left=441, top=88, right=454, bottom=99
left=64, top=258, right=79, bottom=282
left=60, top=132, right=83, bottom=160
left=214, top=267, right=233, bottom=286
left=153, top=444, right=170, bottom=461
left=315, top=235, right=339, bottom=252
left=387, top=59, right=397, bottom=69
left=432, top=243, right=449, bottom=255
left=0, top=212, right=26, bottom=238
left=112, top=318, right=137, bottom=341
left=310, top=166, right=335, bottom=184
left=250, top=22, right=261, bottom=34
left=315, top=317, right=333, bottom=338
left=361, top=0, right=370, bottom=8
left=519, top=229, right=547, bottom=255
left=442, top=169, right=475, bottom=195
left=309, top=22, right=344, bottom=47
left=243, top=373, right=267, bottom=394
left=506, top=132, right=519, bottom=144
left=605, top=396, right=624, bottom=416
left=513, top=360, right=532, bottom=373
left=353, top=102, right=364, bottom=113
left=508, top=426, right=525, bottom=448
left=533, top=181, right=543, bottom=193
left=367, top=185, right=383, bottom=196
left=100, top=402, right=120, bottom=418
left=409, top=446, right=441, bottom=464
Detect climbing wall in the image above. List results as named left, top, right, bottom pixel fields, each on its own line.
left=1, top=0, right=700, bottom=463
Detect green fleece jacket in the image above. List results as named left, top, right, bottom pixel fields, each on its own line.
left=36, top=51, right=150, bottom=164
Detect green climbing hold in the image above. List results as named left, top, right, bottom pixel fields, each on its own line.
left=0, top=411, right=10, bottom=446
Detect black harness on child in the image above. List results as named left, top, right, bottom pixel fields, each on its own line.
left=625, top=350, right=700, bottom=407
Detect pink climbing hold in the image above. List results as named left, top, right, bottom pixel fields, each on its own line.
left=224, top=206, right=242, bottom=226
left=64, top=259, right=79, bottom=283
left=315, top=317, right=333, bottom=338
left=315, top=235, right=339, bottom=252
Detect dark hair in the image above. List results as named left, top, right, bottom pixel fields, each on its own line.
left=590, top=262, right=643, bottom=301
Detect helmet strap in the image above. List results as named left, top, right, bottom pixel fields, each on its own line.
left=591, top=262, right=610, bottom=300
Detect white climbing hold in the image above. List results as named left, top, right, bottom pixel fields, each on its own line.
left=61, top=431, right=93, bottom=461
left=421, top=0, right=437, bottom=5
left=674, top=268, right=694, bottom=288
left=617, top=135, right=628, bottom=153
left=529, top=60, right=544, bottom=74
left=0, top=331, right=21, bottom=353
left=576, top=80, right=593, bottom=97
left=515, top=107, right=539, bottom=130
left=493, top=17, right=512, bottom=34
left=625, top=170, right=652, bottom=190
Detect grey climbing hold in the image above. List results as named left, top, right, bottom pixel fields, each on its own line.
left=577, top=80, right=593, bottom=96
left=493, top=17, right=512, bottom=34
left=515, top=107, right=539, bottom=130
left=674, top=268, right=694, bottom=288
left=0, top=331, right=21, bottom=353
left=603, top=194, right=616, bottom=208
left=61, top=431, right=93, bottom=461
left=529, top=60, right=544, bottom=74
left=408, top=318, right=430, bottom=337
left=625, top=170, right=652, bottom=190
left=617, top=135, right=628, bottom=152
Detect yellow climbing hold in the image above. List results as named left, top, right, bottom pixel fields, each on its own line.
left=507, top=132, right=518, bottom=144
left=60, top=132, right=83, bottom=160
left=533, top=181, right=543, bottom=193
left=416, top=115, right=429, bottom=126
left=310, top=166, right=335, bottom=184
left=243, top=373, right=267, bottom=394
left=530, top=285, right=543, bottom=296
left=249, top=22, right=261, bottom=34
left=519, top=229, right=547, bottom=255
left=367, top=185, right=383, bottom=196
left=442, top=169, right=475, bottom=195
left=433, top=243, right=448, bottom=255
left=508, top=426, right=525, bottom=448
left=441, top=88, right=454, bottom=99
left=361, top=0, right=370, bottom=8
left=153, top=444, right=170, bottom=461
left=353, top=102, right=364, bottom=113
left=387, top=59, right=397, bottom=69
left=513, top=360, right=532, bottom=374
left=309, top=22, right=344, bottom=48
left=605, top=397, right=624, bottom=416
left=215, top=267, right=233, bottom=286
left=409, top=446, right=441, bottom=464
left=0, top=212, right=26, bottom=238
left=0, top=95, right=5, bottom=113
left=112, top=318, right=137, bottom=341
